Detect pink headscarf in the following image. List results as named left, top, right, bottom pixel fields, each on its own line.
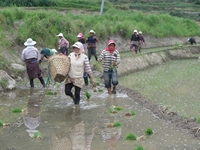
left=77, top=33, right=83, bottom=39
left=106, top=40, right=116, bottom=53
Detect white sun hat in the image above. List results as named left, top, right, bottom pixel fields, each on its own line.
left=139, top=31, right=142, bottom=34
left=51, top=49, right=58, bottom=53
left=56, top=33, right=63, bottom=37
left=24, top=38, right=36, bottom=46
left=89, top=30, right=95, bottom=34
left=134, top=29, right=138, bottom=33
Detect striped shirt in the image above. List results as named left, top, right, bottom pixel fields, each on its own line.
left=99, top=49, right=120, bottom=71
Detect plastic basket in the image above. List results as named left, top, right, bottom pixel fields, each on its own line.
left=48, top=55, right=70, bottom=83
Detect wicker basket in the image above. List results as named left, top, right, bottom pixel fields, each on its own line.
left=48, top=55, right=70, bottom=83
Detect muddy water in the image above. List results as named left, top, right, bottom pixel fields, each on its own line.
left=0, top=84, right=200, bottom=150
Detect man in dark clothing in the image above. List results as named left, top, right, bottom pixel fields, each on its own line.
left=86, top=30, right=99, bottom=61
left=130, top=30, right=140, bottom=54
left=188, top=38, right=197, bottom=45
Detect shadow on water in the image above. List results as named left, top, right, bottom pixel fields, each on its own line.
left=0, top=85, right=200, bottom=150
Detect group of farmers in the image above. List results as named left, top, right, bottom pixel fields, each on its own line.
left=21, top=30, right=121, bottom=105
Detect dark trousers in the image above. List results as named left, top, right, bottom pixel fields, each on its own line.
left=65, top=83, right=81, bottom=104
left=83, top=72, right=89, bottom=85
left=88, top=47, right=98, bottom=61
left=30, top=77, right=45, bottom=87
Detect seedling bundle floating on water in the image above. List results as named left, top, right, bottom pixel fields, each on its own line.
left=0, top=120, right=4, bottom=126
left=106, top=121, right=122, bottom=128
left=125, top=133, right=137, bottom=140
left=12, top=108, right=22, bottom=113
left=46, top=90, right=54, bottom=95
left=145, top=128, right=153, bottom=135
left=133, top=145, right=144, bottom=150
left=125, top=110, right=136, bottom=116
left=85, top=91, right=91, bottom=100
left=0, top=120, right=11, bottom=127
left=33, top=131, right=43, bottom=140
left=98, top=88, right=103, bottom=92
left=108, top=105, right=123, bottom=113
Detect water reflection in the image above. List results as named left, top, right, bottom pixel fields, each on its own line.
left=23, top=89, right=41, bottom=133
left=101, top=95, right=122, bottom=150
left=51, top=106, right=96, bottom=150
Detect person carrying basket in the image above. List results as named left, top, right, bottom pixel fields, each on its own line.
left=65, top=42, right=95, bottom=105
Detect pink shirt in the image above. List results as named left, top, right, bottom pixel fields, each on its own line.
left=58, top=37, right=69, bottom=49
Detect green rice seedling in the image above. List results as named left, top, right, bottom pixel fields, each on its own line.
left=0, top=120, right=4, bottom=126
left=115, top=106, right=123, bottom=111
left=130, top=110, right=136, bottom=115
left=96, top=82, right=100, bottom=86
left=34, top=131, right=43, bottom=140
left=12, top=108, right=22, bottom=113
left=108, top=105, right=123, bottom=113
left=85, top=91, right=91, bottom=100
left=145, top=128, right=153, bottom=135
left=125, top=133, right=137, bottom=140
left=46, top=91, right=54, bottom=95
left=112, top=121, right=122, bottom=127
left=98, top=88, right=103, bottom=92
left=133, top=145, right=144, bottom=150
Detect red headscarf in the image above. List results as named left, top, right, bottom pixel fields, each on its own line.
left=106, top=40, right=116, bottom=53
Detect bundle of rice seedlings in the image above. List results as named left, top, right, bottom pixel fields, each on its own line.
left=112, top=121, right=122, bottom=127
left=133, top=145, right=144, bottom=150
left=145, top=128, right=153, bottom=135
left=125, top=133, right=137, bottom=140
left=85, top=91, right=91, bottom=100
left=34, top=131, right=43, bottom=140
left=12, top=108, right=22, bottom=113
left=0, top=120, right=4, bottom=126
left=108, top=105, right=123, bottom=113
left=46, top=91, right=54, bottom=95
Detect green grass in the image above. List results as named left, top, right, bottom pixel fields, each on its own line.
left=119, top=59, right=200, bottom=118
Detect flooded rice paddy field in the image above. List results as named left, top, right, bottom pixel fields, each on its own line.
left=1, top=80, right=200, bottom=150
left=119, top=59, right=200, bottom=118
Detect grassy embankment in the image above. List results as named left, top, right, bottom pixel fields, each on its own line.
left=111, top=0, right=200, bottom=21
left=0, top=5, right=200, bottom=71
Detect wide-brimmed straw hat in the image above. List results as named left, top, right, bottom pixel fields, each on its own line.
left=56, top=33, right=63, bottom=37
left=51, top=49, right=58, bottom=53
left=89, top=30, right=95, bottom=34
left=24, top=38, right=36, bottom=46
